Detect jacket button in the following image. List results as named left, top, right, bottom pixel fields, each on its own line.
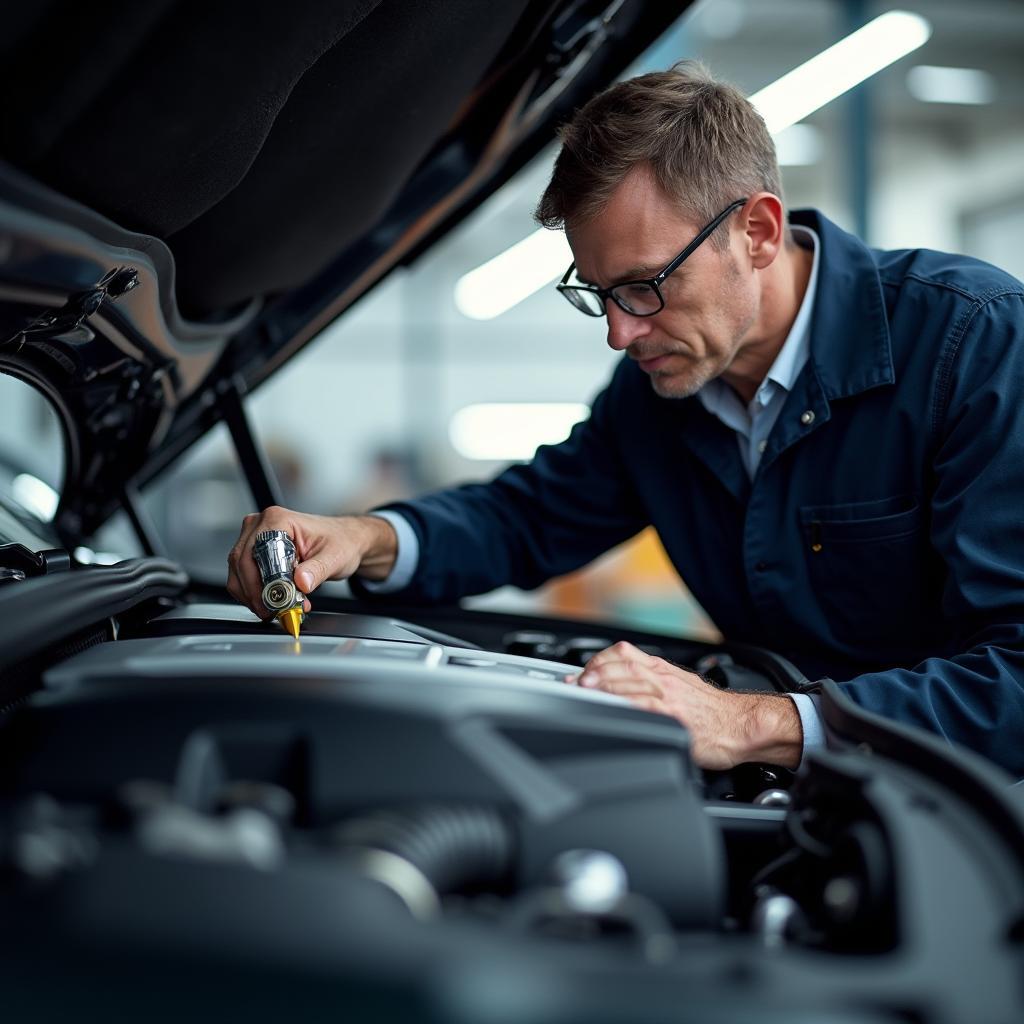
left=800, top=410, right=815, bottom=425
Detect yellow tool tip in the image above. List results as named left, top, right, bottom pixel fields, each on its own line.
left=278, top=607, right=303, bottom=640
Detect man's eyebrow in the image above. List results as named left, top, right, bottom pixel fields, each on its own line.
left=575, top=262, right=671, bottom=287
left=620, top=263, right=666, bottom=280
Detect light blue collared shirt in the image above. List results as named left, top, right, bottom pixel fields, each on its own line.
left=363, top=227, right=825, bottom=757
left=362, top=509, right=420, bottom=593
left=696, top=225, right=824, bottom=754
left=696, top=225, right=819, bottom=479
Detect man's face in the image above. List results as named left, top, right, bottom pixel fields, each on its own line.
left=567, top=168, right=759, bottom=399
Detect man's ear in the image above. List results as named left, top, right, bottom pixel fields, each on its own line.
left=740, top=193, right=786, bottom=270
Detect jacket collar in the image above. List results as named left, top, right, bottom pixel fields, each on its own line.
left=671, top=210, right=895, bottom=497
left=790, top=208, right=894, bottom=401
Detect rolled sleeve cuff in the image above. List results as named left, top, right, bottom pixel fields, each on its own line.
left=356, top=510, right=419, bottom=593
left=788, top=692, right=826, bottom=760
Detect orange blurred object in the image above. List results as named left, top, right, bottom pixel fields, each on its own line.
left=540, top=527, right=721, bottom=642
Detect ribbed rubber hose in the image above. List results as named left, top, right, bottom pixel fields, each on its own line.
left=334, top=804, right=514, bottom=894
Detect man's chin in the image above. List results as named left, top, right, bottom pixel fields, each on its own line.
left=648, top=370, right=708, bottom=400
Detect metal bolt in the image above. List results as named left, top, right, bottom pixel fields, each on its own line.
left=823, top=876, right=861, bottom=923
left=753, top=788, right=792, bottom=808
left=753, top=891, right=802, bottom=949
left=550, top=849, right=629, bottom=913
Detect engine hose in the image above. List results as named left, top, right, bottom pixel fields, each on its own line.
left=334, top=804, right=514, bottom=911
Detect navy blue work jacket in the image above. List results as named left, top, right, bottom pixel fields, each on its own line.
left=367, top=210, right=1024, bottom=778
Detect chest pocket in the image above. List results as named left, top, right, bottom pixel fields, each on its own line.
left=799, top=495, right=928, bottom=647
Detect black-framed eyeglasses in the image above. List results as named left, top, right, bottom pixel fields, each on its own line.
left=556, top=198, right=748, bottom=318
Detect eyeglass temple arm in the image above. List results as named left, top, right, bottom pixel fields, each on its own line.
left=654, top=198, right=749, bottom=285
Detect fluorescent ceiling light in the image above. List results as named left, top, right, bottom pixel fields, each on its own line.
left=750, top=10, right=932, bottom=133
left=455, top=10, right=931, bottom=320
left=449, top=403, right=588, bottom=461
left=906, top=65, right=996, bottom=105
left=12, top=473, right=59, bottom=520
left=74, top=545, right=122, bottom=566
left=454, top=229, right=572, bottom=320
left=773, top=123, right=823, bottom=166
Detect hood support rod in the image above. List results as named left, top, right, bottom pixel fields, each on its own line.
left=121, top=482, right=162, bottom=559
left=216, top=376, right=282, bottom=513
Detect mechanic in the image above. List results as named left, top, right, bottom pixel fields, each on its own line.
left=227, top=62, right=1024, bottom=778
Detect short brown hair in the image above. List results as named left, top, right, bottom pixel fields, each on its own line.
left=535, top=61, right=783, bottom=246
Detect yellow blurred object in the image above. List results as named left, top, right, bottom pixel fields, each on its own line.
left=542, top=527, right=721, bottom=641
left=278, top=606, right=303, bottom=639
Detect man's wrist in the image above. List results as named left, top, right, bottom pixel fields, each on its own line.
left=736, top=693, right=803, bottom=769
left=351, top=514, right=399, bottom=581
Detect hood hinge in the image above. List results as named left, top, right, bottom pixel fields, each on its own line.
left=2, top=266, right=139, bottom=351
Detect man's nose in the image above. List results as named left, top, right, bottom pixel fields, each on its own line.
left=605, top=302, right=651, bottom=351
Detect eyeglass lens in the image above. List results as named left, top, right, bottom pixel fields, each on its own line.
left=563, top=287, right=606, bottom=316
left=610, top=282, right=661, bottom=315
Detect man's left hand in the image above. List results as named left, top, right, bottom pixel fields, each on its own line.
left=567, top=641, right=802, bottom=770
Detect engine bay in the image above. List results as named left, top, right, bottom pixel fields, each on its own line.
left=3, top=593, right=1023, bottom=1022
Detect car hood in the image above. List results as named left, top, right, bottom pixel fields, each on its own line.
left=0, top=0, right=688, bottom=545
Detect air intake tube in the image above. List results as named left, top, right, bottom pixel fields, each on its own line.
left=333, top=804, right=514, bottom=918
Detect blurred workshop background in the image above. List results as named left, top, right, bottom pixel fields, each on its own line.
left=4, top=0, right=1022, bottom=640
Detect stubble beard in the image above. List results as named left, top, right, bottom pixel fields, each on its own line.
left=648, top=255, right=758, bottom=400
left=646, top=350, right=730, bottom=399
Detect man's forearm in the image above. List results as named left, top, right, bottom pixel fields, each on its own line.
left=573, top=643, right=807, bottom=770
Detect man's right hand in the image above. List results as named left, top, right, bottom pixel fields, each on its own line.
left=226, top=507, right=398, bottom=619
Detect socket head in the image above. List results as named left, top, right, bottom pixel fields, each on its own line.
left=262, top=578, right=297, bottom=611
